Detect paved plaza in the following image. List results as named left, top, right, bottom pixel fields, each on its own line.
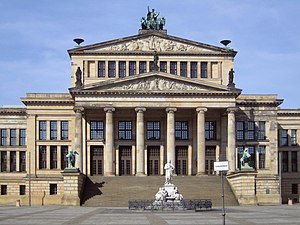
left=0, top=205, right=299, bottom=225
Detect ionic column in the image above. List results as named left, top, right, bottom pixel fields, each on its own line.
left=135, top=107, right=146, bottom=176
left=227, top=108, right=236, bottom=173
left=74, top=108, right=83, bottom=171
left=196, top=107, right=207, bottom=175
left=166, top=108, right=177, bottom=165
left=104, top=107, right=115, bottom=176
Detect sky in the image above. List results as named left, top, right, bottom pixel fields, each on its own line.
left=0, top=0, right=300, bottom=108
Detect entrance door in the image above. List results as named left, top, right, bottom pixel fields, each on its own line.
left=91, top=146, right=103, bottom=176
left=147, top=146, right=160, bottom=175
left=205, top=146, right=216, bottom=175
left=119, top=146, right=132, bottom=176
left=175, top=146, right=188, bottom=175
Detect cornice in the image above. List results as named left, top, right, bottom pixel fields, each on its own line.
left=0, top=108, right=26, bottom=115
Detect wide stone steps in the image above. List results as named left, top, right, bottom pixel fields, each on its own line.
left=81, top=175, right=239, bottom=207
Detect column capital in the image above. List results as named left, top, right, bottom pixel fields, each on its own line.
left=166, top=107, right=177, bottom=113
left=104, top=107, right=115, bottom=113
left=135, top=107, right=146, bottom=113
left=227, top=107, right=237, bottom=114
left=196, top=107, right=207, bottom=113
left=74, top=107, right=84, bottom=114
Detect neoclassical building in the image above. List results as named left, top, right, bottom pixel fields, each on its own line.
left=0, top=11, right=299, bottom=206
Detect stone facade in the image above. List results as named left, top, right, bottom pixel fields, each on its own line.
left=0, top=25, right=298, bottom=206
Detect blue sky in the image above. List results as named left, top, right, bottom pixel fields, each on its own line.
left=0, top=0, right=300, bottom=108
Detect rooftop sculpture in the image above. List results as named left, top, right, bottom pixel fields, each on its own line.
left=141, top=7, right=165, bottom=30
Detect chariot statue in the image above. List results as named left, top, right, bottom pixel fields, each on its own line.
left=141, top=7, right=166, bottom=30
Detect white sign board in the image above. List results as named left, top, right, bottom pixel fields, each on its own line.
left=214, top=161, right=229, bottom=171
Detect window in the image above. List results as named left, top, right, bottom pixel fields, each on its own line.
left=175, top=121, right=188, bottom=140
left=20, top=185, right=26, bottom=195
left=200, top=62, right=208, bottom=78
left=90, top=121, right=104, bottom=140
left=19, top=129, right=26, bottom=146
left=61, top=146, right=68, bottom=170
left=98, top=61, right=105, bottom=77
left=1, top=129, right=7, bottom=146
left=292, top=151, right=298, bottom=172
left=258, top=146, right=266, bottom=169
left=190, top=62, right=197, bottom=78
left=281, top=129, right=288, bottom=146
left=19, top=151, right=26, bottom=172
left=180, top=62, right=187, bottom=77
left=118, top=121, right=132, bottom=140
left=129, top=61, right=136, bottom=76
left=149, top=61, right=154, bottom=72
left=236, top=121, right=245, bottom=140
left=10, top=151, right=16, bottom=172
left=39, top=121, right=47, bottom=140
left=247, top=121, right=255, bottom=140
left=1, top=152, right=7, bottom=172
left=39, top=146, right=47, bottom=169
left=61, top=121, right=68, bottom=140
left=1, top=185, right=7, bottom=195
left=10, top=129, right=16, bottom=146
left=139, top=61, right=146, bottom=74
left=108, top=61, right=116, bottom=77
left=205, top=121, right=216, bottom=140
left=50, top=121, right=57, bottom=140
left=119, top=61, right=126, bottom=77
left=50, top=184, right=57, bottom=195
left=147, top=121, right=160, bottom=140
left=258, top=121, right=266, bottom=140
left=291, top=130, right=297, bottom=146
left=50, top=146, right=57, bottom=169
left=282, top=151, right=288, bottom=172
left=292, top=184, right=298, bottom=194
left=160, top=61, right=167, bottom=73
left=170, top=62, right=177, bottom=75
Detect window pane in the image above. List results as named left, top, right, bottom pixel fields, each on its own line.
left=190, top=62, right=197, bottom=78
left=98, top=61, right=105, bottom=77
left=180, top=62, right=187, bottom=77
left=258, top=121, right=265, bottom=140
left=1, top=129, right=7, bottom=146
left=160, top=61, right=167, bottom=73
left=175, top=121, right=188, bottom=140
left=10, top=129, right=17, bottom=146
left=170, top=62, right=177, bottom=75
left=50, top=121, right=57, bottom=140
left=118, top=121, right=132, bottom=140
left=201, top=62, right=207, bottom=78
left=139, top=61, right=146, bottom=74
left=119, top=61, right=126, bottom=77
left=19, top=129, right=26, bottom=146
left=39, top=121, right=47, bottom=140
left=61, top=121, right=68, bottom=140
left=108, top=61, right=116, bottom=77
left=129, top=61, right=136, bottom=76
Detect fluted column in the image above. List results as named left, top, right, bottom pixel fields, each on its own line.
left=166, top=108, right=177, bottom=165
left=135, top=107, right=146, bottom=176
left=104, top=107, right=115, bottom=176
left=227, top=108, right=236, bottom=173
left=74, top=108, right=83, bottom=171
left=196, top=107, right=207, bottom=175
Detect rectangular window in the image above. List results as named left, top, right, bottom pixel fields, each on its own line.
left=1, top=185, right=7, bottom=195
left=247, top=121, right=255, bottom=140
left=98, top=61, right=105, bottom=77
left=1, top=129, right=7, bottom=146
left=10, top=151, right=16, bottom=172
left=200, top=62, right=208, bottom=78
left=61, top=146, right=68, bottom=170
left=180, top=62, right=187, bottom=77
left=258, top=146, right=266, bottom=169
left=39, top=145, right=47, bottom=169
left=170, top=62, right=177, bottom=75
left=292, top=184, right=298, bottom=194
left=108, top=61, right=116, bottom=77
left=282, top=151, right=288, bottom=172
left=129, top=61, right=136, bottom=76
left=190, top=62, right=197, bottom=78
left=205, top=121, right=216, bottom=140
left=50, top=121, right=57, bottom=140
left=147, top=121, right=160, bottom=140
left=281, top=129, right=288, bottom=146
left=10, top=129, right=16, bottom=146
left=258, top=121, right=266, bottom=140
left=61, top=121, right=68, bottom=140
left=19, top=129, right=26, bottom=146
left=20, top=185, right=26, bottom=195
left=50, top=184, right=57, bottom=195
left=1, top=151, right=7, bottom=172
left=175, top=121, right=188, bottom=140
left=119, top=61, right=126, bottom=77
left=149, top=61, right=154, bottom=72
left=292, top=151, right=298, bottom=172
left=118, top=121, right=132, bottom=140
left=19, top=151, right=26, bottom=172
left=160, top=61, right=167, bottom=73
left=90, top=121, right=104, bottom=140
left=139, top=61, right=147, bottom=74
left=291, top=130, right=297, bottom=146
left=236, top=121, right=245, bottom=140
left=247, top=146, right=256, bottom=169
left=39, top=121, right=47, bottom=140
left=50, top=146, right=57, bottom=169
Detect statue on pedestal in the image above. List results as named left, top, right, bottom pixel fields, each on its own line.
left=164, top=160, right=175, bottom=184
left=66, top=150, right=79, bottom=169
left=240, top=148, right=253, bottom=170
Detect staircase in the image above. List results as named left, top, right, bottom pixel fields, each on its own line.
left=81, top=175, right=238, bottom=207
